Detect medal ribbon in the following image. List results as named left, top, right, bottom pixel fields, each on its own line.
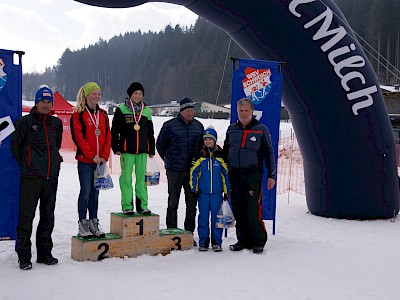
left=85, top=106, right=100, bottom=155
left=129, top=99, right=143, bottom=129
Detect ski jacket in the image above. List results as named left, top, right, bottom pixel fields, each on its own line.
left=156, top=114, right=204, bottom=171
left=70, top=105, right=111, bottom=163
left=111, top=101, right=155, bottom=155
left=223, top=118, right=276, bottom=179
left=190, top=145, right=229, bottom=194
left=11, top=107, right=63, bottom=179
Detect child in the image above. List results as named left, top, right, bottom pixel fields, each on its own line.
left=190, top=127, right=229, bottom=252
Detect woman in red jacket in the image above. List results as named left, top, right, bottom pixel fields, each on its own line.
left=70, top=82, right=111, bottom=238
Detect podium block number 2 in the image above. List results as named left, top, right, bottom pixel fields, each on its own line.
left=97, top=243, right=109, bottom=261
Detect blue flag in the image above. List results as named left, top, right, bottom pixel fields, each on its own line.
left=231, top=58, right=283, bottom=234
left=0, top=49, right=23, bottom=240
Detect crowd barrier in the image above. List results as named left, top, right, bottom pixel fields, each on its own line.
left=60, top=131, right=306, bottom=196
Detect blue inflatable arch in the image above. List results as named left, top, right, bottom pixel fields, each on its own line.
left=75, top=0, right=399, bottom=219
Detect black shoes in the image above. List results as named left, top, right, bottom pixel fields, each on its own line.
left=37, top=256, right=59, bottom=265
left=137, top=209, right=151, bottom=215
left=229, top=243, right=246, bottom=251
left=123, top=209, right=135, bottom=215
left=230, top=243, right=264, bottom=254
left=253, top=246, right=264, bottom=254
left=19, top=259, right=32, bottom=270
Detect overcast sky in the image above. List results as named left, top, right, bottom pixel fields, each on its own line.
left=1, top=0, right=198, bottom=73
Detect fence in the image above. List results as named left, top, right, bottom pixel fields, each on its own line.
left=60, top=131, right=306, bottom=195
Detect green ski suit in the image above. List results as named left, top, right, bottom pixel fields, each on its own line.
left=111, top=101, right=155, bottom=212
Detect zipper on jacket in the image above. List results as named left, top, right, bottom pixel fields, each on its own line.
left=208, top=150, right=213, bottom=194
left=43, top=116, right=51, bottom=179
left=27, top=144, right=31, bottom=168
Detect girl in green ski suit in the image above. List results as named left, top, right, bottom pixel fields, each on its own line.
left=111, top=82, right=155, bottom=214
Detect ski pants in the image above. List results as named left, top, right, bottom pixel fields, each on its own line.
left=197, top=193, right=223, bottom=247
left=120, top=153, right=149, bottom=211
left=16, top=177, right=58, bottom=260
left=229, top=169, right=267, bottom=248
left=166, top=170, right=197, bottom=232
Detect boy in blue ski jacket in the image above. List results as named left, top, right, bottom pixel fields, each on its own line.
left=190, top=127, right=229, bottom=252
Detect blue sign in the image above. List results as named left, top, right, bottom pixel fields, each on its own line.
left=231, top=58, right=283, bottom=234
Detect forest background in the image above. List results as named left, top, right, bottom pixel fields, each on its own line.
left=22, top=0, right=400, bottom=105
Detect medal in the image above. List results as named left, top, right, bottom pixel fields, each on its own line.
left=95, top=128, right=101, bottom=136
left=134, top=124, right=140, bottom=131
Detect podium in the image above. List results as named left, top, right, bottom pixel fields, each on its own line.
left=71, top=213, right=193, bottom=262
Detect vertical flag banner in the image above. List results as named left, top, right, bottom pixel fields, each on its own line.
left=231, top=58, right=283, bottom=234
left=0, top=49, right=23, bottom=240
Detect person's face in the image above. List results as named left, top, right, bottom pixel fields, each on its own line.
left=36, top=100, right=53, bottom=115
left=204, top=137, right=215, bottom=148
left=86, top=89, right=101, bottom=109
left=238, top=103, right=253, bottom=126
left=130, top=90, right=143, bottom=104
left=180, top=108, right=195, bottom=123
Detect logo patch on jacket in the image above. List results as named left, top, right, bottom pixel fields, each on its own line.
left=250, top=136, right=257, bottom=142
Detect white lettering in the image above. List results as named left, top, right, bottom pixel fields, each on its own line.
left=347, top=85, right=378, bottom=115
left=288, top=0, right=316, bottom=17
left=288, top=0, right=377, bottom=115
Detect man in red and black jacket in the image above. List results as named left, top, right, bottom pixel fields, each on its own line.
left=11, top=86, right=63, bottom=270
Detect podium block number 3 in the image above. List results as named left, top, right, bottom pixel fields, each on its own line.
left=172, top=237, right=182, bottom=250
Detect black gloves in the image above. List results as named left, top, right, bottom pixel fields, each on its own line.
left=192, top=191, right=199, bottom=199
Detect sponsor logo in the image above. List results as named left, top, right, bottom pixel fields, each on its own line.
left=242, top=67, right=272, bottom=105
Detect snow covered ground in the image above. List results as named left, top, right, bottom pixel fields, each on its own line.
left=0, top=119, right=399, bottom=300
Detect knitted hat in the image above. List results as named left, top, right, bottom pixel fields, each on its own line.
left=203, top=126, right=217, bottom=143
left=179, top=97, right=194, bottom=112
left=127, top=82, right=144, bottom=97
left=83, top=82, right=101, bottom=97
left=35, top=86, right=54, bottom=104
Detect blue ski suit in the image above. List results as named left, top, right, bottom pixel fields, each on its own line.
left=190, top=145, right=229, bottom=247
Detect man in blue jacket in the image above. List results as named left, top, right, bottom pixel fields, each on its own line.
left=156, top=97, right=204, bottom=241
left=223, top=97, right=276, bottom=254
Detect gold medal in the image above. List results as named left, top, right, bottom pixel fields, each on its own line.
left=95, top=129, right=101, bottom=136
left=134, top=124, right=140, bottom=131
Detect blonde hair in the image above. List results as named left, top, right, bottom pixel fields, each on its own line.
left=74, top=86, right=86, bottom=113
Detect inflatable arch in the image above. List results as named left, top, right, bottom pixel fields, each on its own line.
left=75, top=0, right=400, bottom=219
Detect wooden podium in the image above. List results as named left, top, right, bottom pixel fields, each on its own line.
left=71, top=213, right=193, bottom=262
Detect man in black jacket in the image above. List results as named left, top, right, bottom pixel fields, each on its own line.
left=156, top=97, right=203, bottom=241
left=223, top=97, right=276, bottom=254
left=11, top=86, right=63, bottom=270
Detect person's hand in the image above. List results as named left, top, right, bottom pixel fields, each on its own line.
left=223, top=193, right=229, bottom=201
left=267, top=178, right=276, bottom=190
left=191, top=191, right=199, bottom=199
left=149, top=154, right=154, bottom=158
left=93, top=155, right=102, bottom=164
left=115, top=151, right=121, bottom=156
left=100, top=157, right=107, bottom=164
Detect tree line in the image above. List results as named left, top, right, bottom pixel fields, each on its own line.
left=23, top=0, right=400, bottom=103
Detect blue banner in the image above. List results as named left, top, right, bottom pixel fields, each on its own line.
left=231, top=58, right=283, bottom=234
left=0, top=49, right=23, bottom=240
